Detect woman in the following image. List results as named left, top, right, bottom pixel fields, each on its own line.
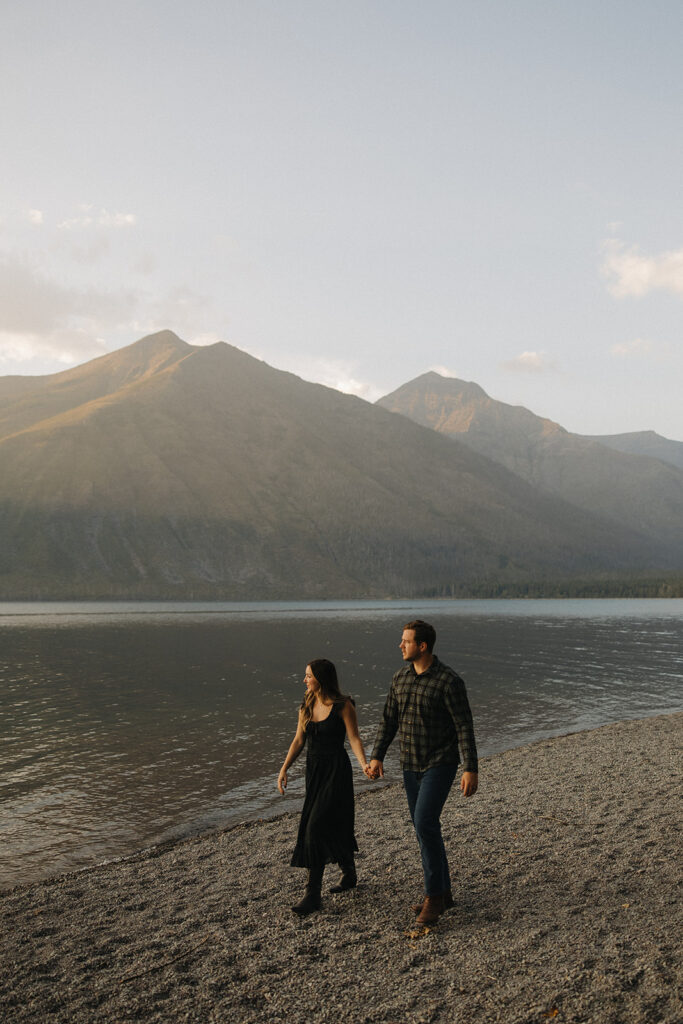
left=278, top=658, right=370, bottom=916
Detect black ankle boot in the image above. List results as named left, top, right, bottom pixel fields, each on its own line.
left=329, top=857, right=357, bottom=893
left=292, top=866, right=323, bottom=916
left=291, top=886, right=321, bottom=916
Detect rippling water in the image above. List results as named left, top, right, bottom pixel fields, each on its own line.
left=1, top=598, right=681, bottom=889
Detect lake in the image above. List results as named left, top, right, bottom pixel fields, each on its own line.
left=1, top=598, right=681, bottom=889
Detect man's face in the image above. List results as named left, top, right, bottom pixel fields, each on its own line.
left=399, top=629, right=422, bottom=662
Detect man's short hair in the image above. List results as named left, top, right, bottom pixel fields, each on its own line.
left=404, top=619, right=436, bottom=653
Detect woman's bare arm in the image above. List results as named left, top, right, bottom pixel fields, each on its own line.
left=340, top=699, right=369, bottom=773
left=278, top=714, right=306, bottom=794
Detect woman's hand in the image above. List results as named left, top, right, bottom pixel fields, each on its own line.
left=279, top=718, right=306, bottom=795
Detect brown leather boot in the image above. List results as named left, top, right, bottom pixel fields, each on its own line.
left=416, top=893, right=446, bottom=925
left=412, top=889, right=454, bottom=916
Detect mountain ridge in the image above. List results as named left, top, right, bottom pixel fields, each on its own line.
left=0, top=332, right=679, bottom=599
left=377, top=373, right=683, bottom=553
left=580, top=429, right=683, bottom=472
left=386, top=371, right=567, bottom=443
left=0, top=330, right=194, bottom=441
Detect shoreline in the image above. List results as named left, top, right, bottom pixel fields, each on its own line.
left=2, top=712, right=681, bottom=1023
left=5, top=709, right=680, bottom=898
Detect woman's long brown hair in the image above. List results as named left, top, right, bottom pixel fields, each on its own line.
left=300, top=658, right=348, bottom=730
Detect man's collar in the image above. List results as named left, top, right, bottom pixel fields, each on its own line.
left=410, top=653, right=438, bottom=677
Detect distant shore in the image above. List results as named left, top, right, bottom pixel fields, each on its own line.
left=2, top=712, right=681, bottom=1024
left=2, top=575, right=683, bottom=600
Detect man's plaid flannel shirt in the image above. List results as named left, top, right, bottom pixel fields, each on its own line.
left=371, top=655, right=478, bottom=773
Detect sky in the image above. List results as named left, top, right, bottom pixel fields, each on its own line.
left=2, top=0, right=682, bottom=439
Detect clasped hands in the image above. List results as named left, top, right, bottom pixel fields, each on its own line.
left=364, top=762, right=478, bottom=796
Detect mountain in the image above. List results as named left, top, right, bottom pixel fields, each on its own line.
left=377, top=372, right=683, bottom=555
left=0, top=330, right=191, bottom=438
left=581, top=430, right=683, bottom=472
left=0, top=332, right=673, bottom=600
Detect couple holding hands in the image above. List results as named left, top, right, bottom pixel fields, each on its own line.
left=277, top=619, right=479, bottom=925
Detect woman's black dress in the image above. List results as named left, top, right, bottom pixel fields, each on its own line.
left=290, top=701, right=358, bottom=868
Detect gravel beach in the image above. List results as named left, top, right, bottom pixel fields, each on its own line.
left=1, top=712, right=681, bottom=1024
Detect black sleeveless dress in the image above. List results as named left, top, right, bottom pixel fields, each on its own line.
left=290, top=701, right=358, bottom=868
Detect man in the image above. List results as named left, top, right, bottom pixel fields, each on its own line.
left=367, top=619, right=478, bottom=926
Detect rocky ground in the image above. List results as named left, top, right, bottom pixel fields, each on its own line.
left=1, top=712, right=681, bottom=1023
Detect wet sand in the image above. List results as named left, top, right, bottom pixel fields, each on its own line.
left=1, top=712, right=681, bottom=1023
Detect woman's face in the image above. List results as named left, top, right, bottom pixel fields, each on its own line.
left=304, top=665, right=320, bottom=695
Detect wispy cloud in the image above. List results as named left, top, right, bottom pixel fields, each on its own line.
left=611, top=337, right=653, bottom=358
left=601, top=238, right=683, bottom=297
left=28, top=209, right=44, bottom=225
left=429, top=364, right=459, bottom=378
left=186, top=331, right=223, bottom=347
left=139, top=286, right=217, bottom=340
left=0, top=256, right=78, bottom=334
left=282, top=356, right=382, bottom=402
left=315, top=365, right=382, bottom=402
left=0, top=328, right=108, bottom=369
left=0, top=254, right=138, bottom=370
left=58, top=205, right=137, bottom=230
left=59, top=236, right=113, bottom=266
left=501, top=350, right=558, bottom=373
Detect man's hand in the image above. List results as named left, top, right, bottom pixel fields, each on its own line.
left=366, top=759, right=384, bottom=780
left=460, top=771, right=478, bottom=797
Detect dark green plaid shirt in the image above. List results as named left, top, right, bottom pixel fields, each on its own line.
left=371, top=655, right=479, bottom=773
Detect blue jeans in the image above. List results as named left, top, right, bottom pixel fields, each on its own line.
left=403, top=763, right=458, bottom=896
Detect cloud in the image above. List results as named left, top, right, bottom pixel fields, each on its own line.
left=328, top=372, right=383, bottom=402
left=280, top=355, right=383, bottom=402
left=133, top=251, right=157, bottom=276
left=0, top=253, right=139, bottom=370
left=55, top=235, right=113, bottom=266
left=610, top=338, right=653, bottom=358
left=0, top=256, right=77, bottom=334
left=429, top=364, right=459, bottom=378
left=137, top=286, right=217, bottom=340
left=0, top=254, right=137, bottom=333
left=58, top=205, right=137, bottom=230
left=36, top=203, right=138, bottom=266
left=28, top=209, right=44, bottom=225
left=0, top=328, right=108, bottom=369
left=186, top=332, right=223, bottom=347
left=601, top=238, right=683, bottom=297
left=501, top=351, right=558, bottom=373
